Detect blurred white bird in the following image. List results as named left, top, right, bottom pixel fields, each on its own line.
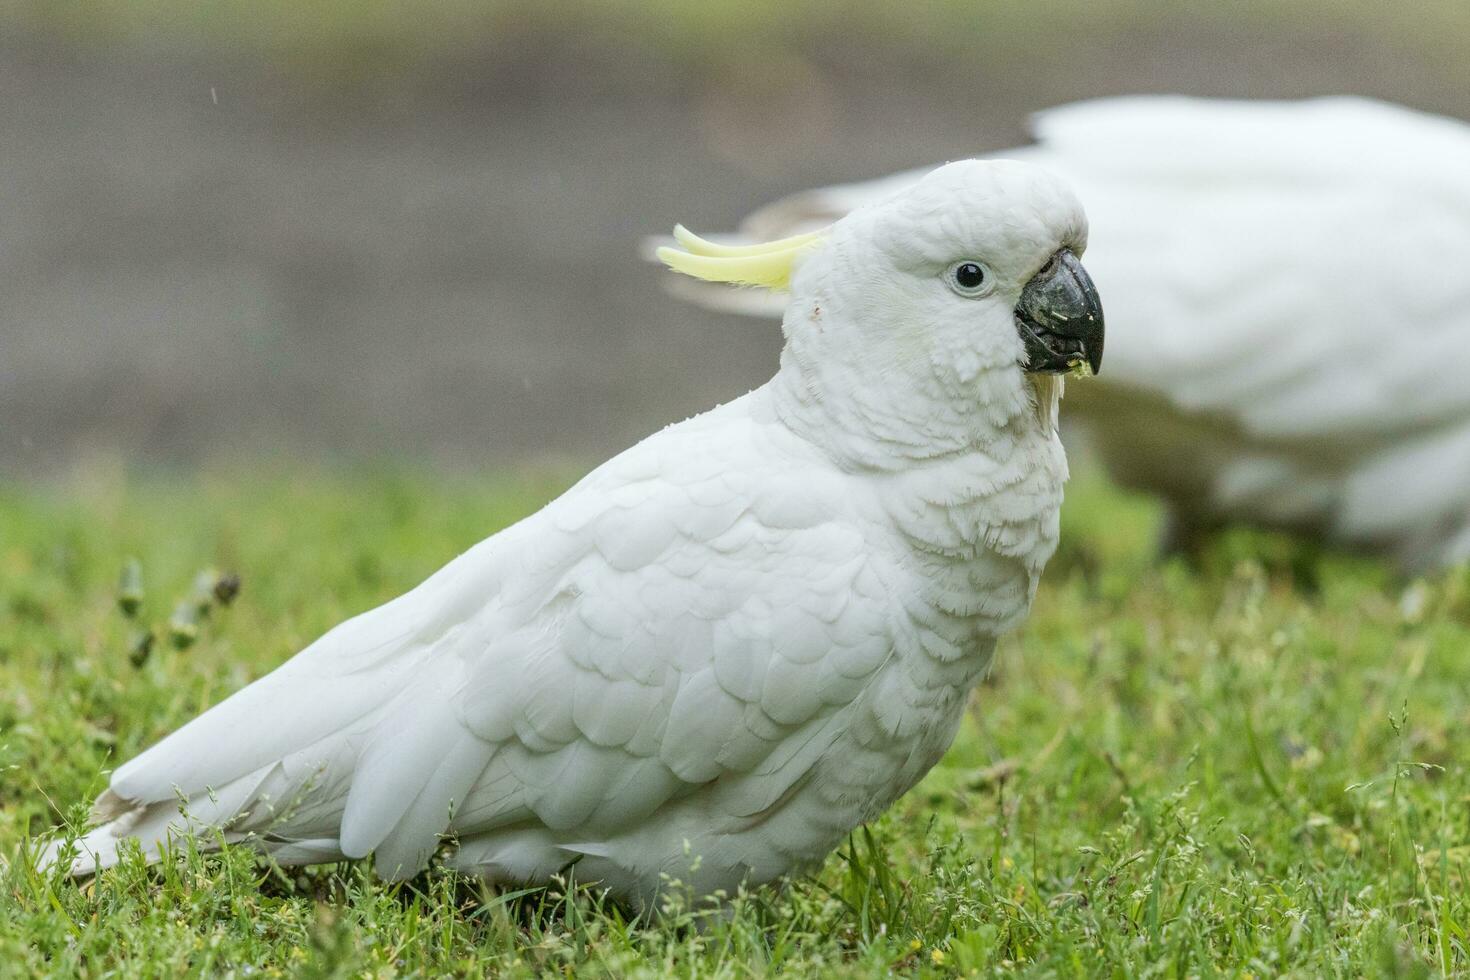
left=663, top=96, right=1470, bottom=569
left=42, top=160, right=1103, bottom=908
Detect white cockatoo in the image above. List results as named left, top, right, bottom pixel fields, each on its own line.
left=41, top=160, right=1104, bottom=908
left=663, top=96, right=1470, bottom=569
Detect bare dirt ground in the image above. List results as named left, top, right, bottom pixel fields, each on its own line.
left=3, top=22, right=1467, bottom=473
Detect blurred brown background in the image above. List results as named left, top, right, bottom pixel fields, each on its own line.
left=4, top=0, right=1468, bottom=474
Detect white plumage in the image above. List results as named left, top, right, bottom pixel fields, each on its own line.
left=43, top=160, right=1102, bottom=907
left=674, top=96, right=1470, bottom=568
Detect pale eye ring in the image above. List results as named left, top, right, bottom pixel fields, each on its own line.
left=946, top=260, right=992, bottom=297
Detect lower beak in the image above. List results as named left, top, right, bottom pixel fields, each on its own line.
left=1015, top=248, right=1104, bottom=375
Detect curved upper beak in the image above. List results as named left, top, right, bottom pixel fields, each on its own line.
left=1015, top=249, right=1104, bottom=376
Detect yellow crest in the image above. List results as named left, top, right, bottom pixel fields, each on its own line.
left=656, top=224, right=824, bottom=290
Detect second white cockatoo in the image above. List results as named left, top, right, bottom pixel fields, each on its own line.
left=661, top=96, right=1470, bottom=569
left=39, top=160, right=1103, bottom=909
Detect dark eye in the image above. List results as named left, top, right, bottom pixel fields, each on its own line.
left=946, top=260, right=991, bottom=297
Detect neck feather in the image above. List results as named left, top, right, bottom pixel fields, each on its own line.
left=770, top=348, right=1062, bottom=471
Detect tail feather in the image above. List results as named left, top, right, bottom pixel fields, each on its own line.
left=38, top=811, right=348, bottom=877
left=36, top=641, right=475, bottom=879
left=41, top=799, right=234, bottom=877
left=34, top=535, right=517, bottom=880
left=39, top=760, right=282, bottom=874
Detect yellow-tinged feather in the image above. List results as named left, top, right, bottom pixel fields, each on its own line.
left=657, top=227, right=824, bottom=290
left=672, top=224, right=824, bottom=258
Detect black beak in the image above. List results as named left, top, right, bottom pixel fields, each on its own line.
left=1015, top=248, right=1104, bottom=375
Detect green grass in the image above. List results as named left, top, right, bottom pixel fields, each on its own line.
left=2, top=464, right=1469, bottom=976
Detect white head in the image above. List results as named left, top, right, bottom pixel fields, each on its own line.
left=660, top=159, right=1102, bottom=466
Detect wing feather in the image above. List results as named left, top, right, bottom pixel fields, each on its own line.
left=58, top=391, right=906, bottom=884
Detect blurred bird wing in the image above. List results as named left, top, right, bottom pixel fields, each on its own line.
left=1029, top=95, right=1470, bottom=445
left=679, top=96, right=1470, bottom=448
left=95, top=393, right=898, bottom=880
left=1028, top=96, right=1470, bottom=559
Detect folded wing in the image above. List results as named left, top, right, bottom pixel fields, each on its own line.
left=48, top=397, right=899, bottom=890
